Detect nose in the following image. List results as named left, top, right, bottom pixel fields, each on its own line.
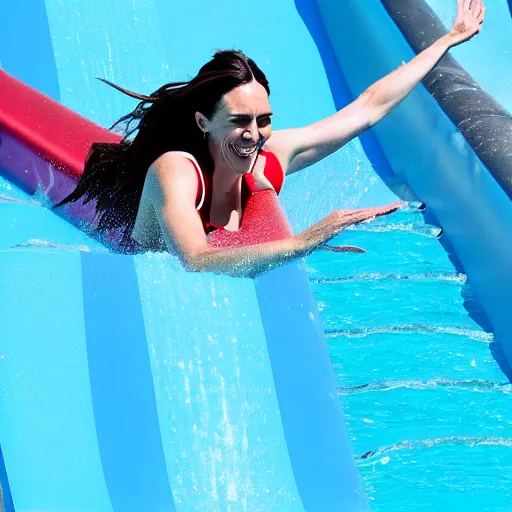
left=242, top=120, right=259, bottom=143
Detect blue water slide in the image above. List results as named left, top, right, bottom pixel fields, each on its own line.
left=2, top=0, right=510, bottom=510
left=1, top=248, right=368, bottom=511
left=316, top=0, right=512, bottom=366
left=0, top=0, right=379, bottom=510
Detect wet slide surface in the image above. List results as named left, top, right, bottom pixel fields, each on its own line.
left=0, top=1, right=375, bottom=511
left=1, top=0, right=512, bottom=511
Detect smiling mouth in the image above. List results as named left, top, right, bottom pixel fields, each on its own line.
left=230, top=143, right=259, bottom=159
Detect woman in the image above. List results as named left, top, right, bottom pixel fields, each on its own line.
left=57, top=0, right=484, bottom=277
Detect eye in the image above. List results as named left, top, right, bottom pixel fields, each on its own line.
left=257, top=116, right=272, bottom=128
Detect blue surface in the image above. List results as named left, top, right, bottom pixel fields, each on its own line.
left=133, top=255, right=306, bottom=510
left=1, top=1, right=371, bottom=509
left=81, top=253, right=175, bottom=512
left=1, top=245, right=362, bottom=511
left=1, top=0, right=512, bottom=511
left=0, top=448, right=14, bottom=512
left=0, top=250, right=113, bottom=512
left=316, top=0, right=512, bottom=368
left=0, top=0, right=60, bottom=100
left=0, top=200, right=105, bottom=251
left=294, top=0, right=406, bottom=198
left=256, top=264, right=367, bottom=510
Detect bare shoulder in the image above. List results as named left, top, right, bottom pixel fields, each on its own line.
left=150, top=151, right=198, bottom=181
left=263, top=129, right=294, bottom=154
left=147, top=151, right=200, bottom=196
left=263, top=129, right=301, bottom=174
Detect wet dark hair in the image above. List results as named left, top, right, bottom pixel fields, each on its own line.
left=55, top=49, right=270, bottom=247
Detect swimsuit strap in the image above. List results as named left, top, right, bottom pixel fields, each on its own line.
left=172, top=151, right=206, bottom=210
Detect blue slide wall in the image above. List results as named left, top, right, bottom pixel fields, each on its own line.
left=316, top=0, right=512, bottom=366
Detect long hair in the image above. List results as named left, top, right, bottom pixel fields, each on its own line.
left=55, top=50, right=270, bottom=248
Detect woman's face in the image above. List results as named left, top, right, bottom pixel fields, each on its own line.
left=198, top=81, right=273, bottom=175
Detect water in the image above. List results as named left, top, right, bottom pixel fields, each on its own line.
left=307, top=208, right=512, bottom=511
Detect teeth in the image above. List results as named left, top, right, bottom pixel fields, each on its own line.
left=232, top=144, right=257, bottom=157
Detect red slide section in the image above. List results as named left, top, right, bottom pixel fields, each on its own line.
left=0, top=69, right=120, bottom=178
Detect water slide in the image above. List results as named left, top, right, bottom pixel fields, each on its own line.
left=315, top=0, right=512, bottom=364
left=1, top=0, right=511, bottom=511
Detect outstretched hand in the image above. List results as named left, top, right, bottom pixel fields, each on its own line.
left=332, top=201, right=404, bottom=226
left=297, top=201, right=405, bottom=255
left=450, top=0, right=485, bottom=45
left=320, top=200, right=404, bottom=254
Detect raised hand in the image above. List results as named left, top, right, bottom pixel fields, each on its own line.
left=450, top=0, right=485, bottom=45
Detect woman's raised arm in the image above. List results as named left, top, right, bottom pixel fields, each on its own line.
left=267, top=0, right=485, bottom=175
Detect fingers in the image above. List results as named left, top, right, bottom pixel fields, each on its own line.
left=350, top=201, right=402, bottom=216
left=472, top=0, right=483, bottom=18
left=478, top=4, right=485, bottom=23
left=343, top=204, right=400, bottom=223
left=381, top=200, right=403, bottom=211
left=366, top=203, right=401, bottom=217
left=334, top=200, right=403, bottom=228
left=345, top=210, right=379, bottom=224
left=376, top=205, right=399, bottom=215
left=376, top=200, right=405, bottom=211
left=467, top=0, right=484, bottom=21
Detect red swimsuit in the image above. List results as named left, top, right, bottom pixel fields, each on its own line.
left=193, top=150, right=284, bottom=233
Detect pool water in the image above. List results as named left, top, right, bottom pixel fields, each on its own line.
left=307, top=208, right=512, bottom=511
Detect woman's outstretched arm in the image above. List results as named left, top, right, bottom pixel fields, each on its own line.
left=148, top=153, right=401, bottom=277
left=267, top=0, right=485, bottom=175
